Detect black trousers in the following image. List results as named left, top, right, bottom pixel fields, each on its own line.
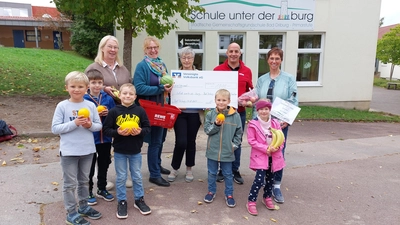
left=89, top=142, right=112, bottom=192
left=171, top=112, right=201, bottom=170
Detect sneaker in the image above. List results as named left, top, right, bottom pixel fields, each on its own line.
left=225, top=195, right=236, bottom=208
left=185, top=170, right=194, bottom=183
left=216, top=170, right=224, bottom=182
left=272, top=188, right=285, bottom=203
left=106, top=181, right=114, bottom=191
left=167, top=169, right=179, bottom=182
left=126, top=179, right=133, bottom=188
left=246, top=201, right=258, bottom=216
left=78, top=206, right=102, bottom=220
left=204, top=192, right=215, bottom=203
left=96, top=189, right=114, bottom=201
left=134, top=196, right=152, bottom=215
left=117, top=200, right=128, bottom=219
left=233, top=170, right=244, bottom=184
left=263, top=197, right=280, bottom=210
left=66, top=213, right=89, bottom=225
left=87, top=192, right=97, bottom=206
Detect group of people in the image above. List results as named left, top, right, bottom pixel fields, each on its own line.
left=51, top=34, right=298, bottom=224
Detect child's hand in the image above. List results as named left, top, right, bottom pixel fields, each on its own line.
left=98, top=108, right=108, bottom=117
left=130, top=127, right=142, bottom=136
left=269, top=146, right=279, bottom=153
left=118, top=127, right=131, bottom=136
left=75, top=116, right=91, bottom=128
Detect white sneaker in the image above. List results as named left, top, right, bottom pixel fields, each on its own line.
left=106, top=181, right=114, bottom=191
left=185, top=171, right=194, bottom=183
left=126, top=179, right=133, bottom=188
left=167, top=170, right=179, bottom=182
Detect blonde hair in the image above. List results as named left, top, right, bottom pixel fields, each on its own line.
left=143, top=36, right=161, bottom=53
left=120, top=83, right=136, bottom=94
left=94, top=35, right=122, bottom=65
left=215, top=89, right=231, bottom=100
left=65, top=71, right=89, bottom=85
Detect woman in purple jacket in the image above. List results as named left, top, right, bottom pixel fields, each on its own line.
left=245, top=99, right=285, bottom=216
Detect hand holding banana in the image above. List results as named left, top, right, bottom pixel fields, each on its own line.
left=267, top=127, right=285, bottom=154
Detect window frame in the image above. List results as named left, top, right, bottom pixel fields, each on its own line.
left=26, top=30, right=41, bottom=42
left=296, top=33, right=324, bottom=86
left=176, top=33, right=205, bottom=70
left=217, top=33, right=246, bottom=65
left=257, top=33, right=285, bottom=78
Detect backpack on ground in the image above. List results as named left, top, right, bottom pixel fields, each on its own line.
left=0, top=120, right=17, bottom=142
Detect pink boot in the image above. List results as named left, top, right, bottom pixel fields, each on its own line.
left=263, top=197, right=280, bottom=210
left=246, top=201, right=258, bottom=216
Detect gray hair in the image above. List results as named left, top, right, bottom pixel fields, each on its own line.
left=179, top=46, right=195, bottom=58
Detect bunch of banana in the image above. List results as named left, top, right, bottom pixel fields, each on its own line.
left=269, top=127, right=285, bottom=150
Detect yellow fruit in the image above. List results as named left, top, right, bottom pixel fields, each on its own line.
left=216, top=113, right=225, bottom=121
left=120, top=121, right=139, bottom=130
left=97, top=105, right=106, bottom=113
left=246, top=101, right=253, bottom=107
left=78, top=108, right=90, bottom=118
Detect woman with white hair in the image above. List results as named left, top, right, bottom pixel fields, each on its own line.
left=168, top=46, right=202, bottom=183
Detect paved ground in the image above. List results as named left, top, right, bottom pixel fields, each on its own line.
left=1, top=86, right=400, bottom=225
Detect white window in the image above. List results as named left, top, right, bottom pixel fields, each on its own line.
left=177, top=34, right=204, bottom=70
left=218, top=34, right=245, bottom=65
left=26, top=30, right=41, bottom=42
left=297, top=34, right=324, bottom=82
left=257, top=34, right=284, bottom=77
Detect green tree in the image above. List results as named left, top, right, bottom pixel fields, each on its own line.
left=52, top=0, right=203, bottom=73
left=376, top=25, right=400, bottom=81
left=70, top=16, right=113, bottom=59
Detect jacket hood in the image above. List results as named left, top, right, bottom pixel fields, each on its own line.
left=214, top=106, right=237, bottom=116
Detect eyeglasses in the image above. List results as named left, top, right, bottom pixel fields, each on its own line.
left=106, top=45, right=119, bottom=50
left=146, top=46, right=159, bottom=50
left=180, top=57, right=194, bottom=61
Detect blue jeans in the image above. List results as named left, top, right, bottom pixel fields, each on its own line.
left=273, top=125, right=289, bottom=184
left=232, top=110, right=246, bottom=172
left=207, top=159, right=234, bottom=196
left=145, top=126, right=164, bottom=178
left=114, top=152, right=144, bottom=201
left=60, top=153, right=93, bottom=214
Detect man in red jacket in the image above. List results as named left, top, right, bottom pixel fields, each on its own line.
left=213, top=42, right=253, bottom=184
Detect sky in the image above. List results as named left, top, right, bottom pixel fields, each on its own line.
left=3, top=0, right=400, bottom=26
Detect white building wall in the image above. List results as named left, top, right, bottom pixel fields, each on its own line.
left=117, top=0, right=381, bottom=110
left=378, top=62, right=400, bottom=80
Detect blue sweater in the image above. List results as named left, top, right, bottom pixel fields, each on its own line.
left=84, top=90, right=115, bottom=144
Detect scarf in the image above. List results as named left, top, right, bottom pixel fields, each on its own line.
left=144, top=55, right=169, bottom=104
left=144, top=55, right=167, bottom=77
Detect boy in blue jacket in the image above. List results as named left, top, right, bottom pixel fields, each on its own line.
left=84, top=69, right=116, bottom=205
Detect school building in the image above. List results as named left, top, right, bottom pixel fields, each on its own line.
left=116, top=0, right=381, bottom=110
left=0, top=1, right=72, bottom=50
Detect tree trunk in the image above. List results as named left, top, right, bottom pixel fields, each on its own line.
left=390, top=63, right=395, bottom=81
left=123, top=28, right=133, bottom=74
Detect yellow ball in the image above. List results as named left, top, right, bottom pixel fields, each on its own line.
left=97, top=105, right=106, bottom=113
left=120, top=121, right=139, bottom=130
left=216, top=113, right=225, bottom=122
left=78, top=108, right=90, bottom=118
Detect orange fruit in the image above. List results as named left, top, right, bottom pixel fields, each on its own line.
left=216, top=113, right=225, bottom=122
left=78, top=108, right=90, bottom=118
left=97, top=105, right=107, bottom=113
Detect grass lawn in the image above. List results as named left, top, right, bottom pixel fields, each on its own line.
left=0, top=47, right=92, bottom=96
left=1, top=47, right=399, bottom=122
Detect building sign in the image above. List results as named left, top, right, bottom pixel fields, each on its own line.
left=189, top=0, right=315, bottom=31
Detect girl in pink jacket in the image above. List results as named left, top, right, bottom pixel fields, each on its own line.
left=246, top=99, right=285, bottom=216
